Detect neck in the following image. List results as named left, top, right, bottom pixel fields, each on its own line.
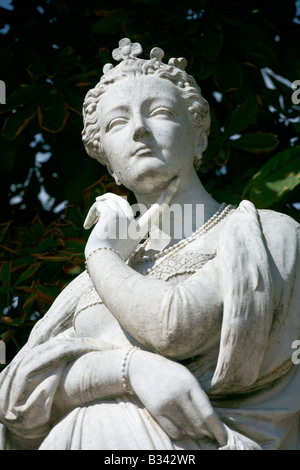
left=134, top=169, right=220, bottom=246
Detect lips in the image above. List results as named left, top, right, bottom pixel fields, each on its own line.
left=132, top=146, right=153, bottom=156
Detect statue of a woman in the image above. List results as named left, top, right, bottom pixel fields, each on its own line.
left=0, top=39, right=299, bottom=451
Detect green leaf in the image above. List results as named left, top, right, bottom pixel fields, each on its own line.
left=199, top=24, right=223, bottom=61
left=222, top=97, right=259, bottom=141
left=22, top=291, right=37, bottom=311
left=0, top=262, right=11, bottom=296
left=64, top=90, right=84, bottom=115
left=0, top=137, right=20, bottom=171
left=34, top=284, right=61, bottom=305
left=293, top=121, right=300, bottom=135
left=2, top=84, right=41, bottom=111
left=197, top=59, right=216, bottom=80
left=91, top=12, right=129, bottom=34
left=12, top=263, right=41, bottom=288
left=37, top=236, right=56, bottom=253
left=213, top=51, right=243, bottom=92
left=0, top=222, right=11, bottom=243
left=243, top=146, right=300, bottom=208
left=38, top=91, right=70, bottom=133
left=63, top=236, right=85, bottom=253
left=231, top=132, right=279, bottom=153
left=2, top=101, right=37, bottom=139
left=249, top=44, right=276, bottom=68
left=0, top=48, right=14, bottom=71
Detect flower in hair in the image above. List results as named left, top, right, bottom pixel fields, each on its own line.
left=168, top=57, right=188, bottom=71
left=112, top=38, right=143, bottom=61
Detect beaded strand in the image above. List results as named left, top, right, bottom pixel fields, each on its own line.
left=85, top=246, right=124, bottom=265
left=121, top=346, right=140, bottom=395
left=130, top=202, right=232, bottom=275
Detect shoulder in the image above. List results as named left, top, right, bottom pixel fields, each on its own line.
left=224, top=201, right=300, bottom=275
left=255, top=208, right=300, bottom=279
left=257, top=208, right=299, bottom=243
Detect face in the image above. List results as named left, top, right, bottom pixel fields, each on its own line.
left=97, top=75, right=198, bottom=194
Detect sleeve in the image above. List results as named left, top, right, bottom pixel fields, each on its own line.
left=0, top=321, right=133, bottom=446
left=87, top=252, right=223, bottom=360
left=0, top=330, right=102, bottom=441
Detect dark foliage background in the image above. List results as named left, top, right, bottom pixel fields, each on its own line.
left=0, top=0, right=300, bottom=366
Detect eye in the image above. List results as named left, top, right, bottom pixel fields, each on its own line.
left=149, top=106, right=175, bottom=118
left=106, top=117, right=128, bottom=132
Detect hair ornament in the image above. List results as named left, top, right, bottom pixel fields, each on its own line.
left=105, top=38, right=188, bottom=74
left=150, top=47, right=165, bottom=62
left=112, top=38, right=143, bottom=61
left=168, top=57, right=188, bottom=71
left=103, top=63, right=114, bottom=74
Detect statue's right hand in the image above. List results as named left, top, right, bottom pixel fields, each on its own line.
left=128, top=350, right=227, bottom=446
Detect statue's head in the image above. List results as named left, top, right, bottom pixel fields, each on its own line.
left=82, top=38, right=210, bottom=186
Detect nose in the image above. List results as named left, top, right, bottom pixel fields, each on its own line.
left=132, top=114, right=151, bottom=141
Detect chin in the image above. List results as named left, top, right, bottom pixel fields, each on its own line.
left=120, top=159, right=180, bottom=193
left=128, top=173, right=177, bottom=196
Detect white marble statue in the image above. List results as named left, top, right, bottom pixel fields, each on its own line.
left=0, top=38, right=299, bottom=450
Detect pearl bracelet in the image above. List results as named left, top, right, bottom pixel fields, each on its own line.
left=85, top=246, right=124, bottom=264
left=121, top=346, right=140, bottom=395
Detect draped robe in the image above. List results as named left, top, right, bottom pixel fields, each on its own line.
left=0, top=201, right=299, bottom=450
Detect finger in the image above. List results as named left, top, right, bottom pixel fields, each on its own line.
left=83, top=203, right=101, bottom=230
left=156, top=414, right=184, bottom=441
left=98, top=198, right=135, bottom=224
left=178, top=399, right=211, bottom=439
left=84, top=197, right=134, bottom=230
left=96, top=193, right=134, bottom=220
left=190, top=390, right=228, bottom=447
left=164, top=405, right=207, bottom=441
left=137, top=177, right=181, bottom=238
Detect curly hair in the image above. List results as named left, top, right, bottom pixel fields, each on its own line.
left=82, top=58, right=210, bottom=171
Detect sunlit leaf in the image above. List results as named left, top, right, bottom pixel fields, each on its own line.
left=243, top=146, right=300, bottom=207
left=32, top=254, right=69, bottom=262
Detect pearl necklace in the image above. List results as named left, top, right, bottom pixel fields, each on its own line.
left=129, top=202, right=233, bottom=275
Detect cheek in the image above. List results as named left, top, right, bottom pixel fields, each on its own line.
left=153, top=121, right=181, bottom=144
left=102, top=135, right=124, bottom=162
left=169, top=123, right=195, bottom=151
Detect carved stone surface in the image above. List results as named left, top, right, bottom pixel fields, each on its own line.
left=0, top=39, right=299, bottom=450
